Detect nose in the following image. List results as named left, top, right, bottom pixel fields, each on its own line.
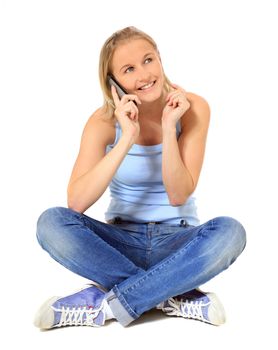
left=136, top=66, right=152, bottom=83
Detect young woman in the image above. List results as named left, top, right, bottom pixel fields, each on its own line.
left=34, top=26, right=246, bottom=329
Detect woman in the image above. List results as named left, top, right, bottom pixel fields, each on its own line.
left=34, top=26, right=246, bottom=329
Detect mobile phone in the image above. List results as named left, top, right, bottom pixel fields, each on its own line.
left=108, top=75, right=137, bottom=105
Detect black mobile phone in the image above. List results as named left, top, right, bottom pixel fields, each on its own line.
left=108, top=75, right=137, bottom=105
left=108, top=75, right=127, bottom=99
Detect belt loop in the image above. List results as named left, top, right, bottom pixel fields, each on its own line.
left=114, top=216, right=122, bottom=224
left=180, top=219, right=187, bottom=227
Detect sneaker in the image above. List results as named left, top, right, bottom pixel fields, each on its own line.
left=34, top=285, right=106, bottom=329
left=157, top=289, right=226, bottom=325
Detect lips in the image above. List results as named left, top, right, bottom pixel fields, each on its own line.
left=138, top=81, right=156, bottom=90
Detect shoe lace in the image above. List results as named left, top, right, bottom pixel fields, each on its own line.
left=53, top=300, right=104, bottom=327
left=166, top=297, right=210, bottom=322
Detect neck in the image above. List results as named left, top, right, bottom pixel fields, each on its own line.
left=138, top=90, right=167, bottom=123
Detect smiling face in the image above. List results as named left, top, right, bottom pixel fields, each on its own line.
left=110, top=39, right=166, bottom=104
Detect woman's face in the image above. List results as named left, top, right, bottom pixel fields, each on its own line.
left=110, top=39, right=166, bottom=104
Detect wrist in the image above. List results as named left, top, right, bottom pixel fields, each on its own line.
left=162, top=116, right=176, bottom=130
left=162, top=124, right=177, bottom=135
left=121, top=132, right=136, bottom=147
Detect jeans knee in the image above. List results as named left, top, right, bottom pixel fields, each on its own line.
left=213, top=216, right=247, bottom=256
left=36, top=206, right=67, bottom=247
left=226, top=216, right=246, bottom=250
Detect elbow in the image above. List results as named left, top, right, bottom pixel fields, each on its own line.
left=67, top=184, right=98, bottom=214
left=67, top=199, right=84, bottom=214
left=169, top=200, right=186, bottom=207
left=67, top=190, right=85, bottom=214
left=169, top=195, right=189, bottom=207
left=168, top=188, right=194, bottom=207
left=168, top=179, right=196, bottom=206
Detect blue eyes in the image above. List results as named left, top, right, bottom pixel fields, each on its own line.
left=125, top=57, right=153, bottom=73
left=125, top=67, right=134, bottom=73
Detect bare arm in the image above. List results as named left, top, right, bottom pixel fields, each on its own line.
left=67, top=85, right=141, bottom=214
left=67, top=109, right=134, bottom=213
left=162, top=127, right=194, bottom=206
left=162, top=92, right=210, bottom=206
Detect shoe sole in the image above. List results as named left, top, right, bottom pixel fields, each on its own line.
left=206, top=292, right=226, bottom=325
left=33, top=296, right=60, bottom=329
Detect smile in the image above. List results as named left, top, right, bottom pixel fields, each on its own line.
left=138, top=81, right=156, bottom=90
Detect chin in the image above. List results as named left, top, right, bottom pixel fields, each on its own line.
left=139, top=86, right=165, bottom=104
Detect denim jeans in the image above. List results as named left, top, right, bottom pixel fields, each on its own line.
left=36, top=206, right=246, bottom=326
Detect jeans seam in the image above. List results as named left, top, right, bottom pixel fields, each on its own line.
left=145, top=247, right=152, bottom=270
left=122, top=232, right=204, bottom=294
left=113, top=286, right=139, bottom=320
left=81, top=216, right=145, bottom=249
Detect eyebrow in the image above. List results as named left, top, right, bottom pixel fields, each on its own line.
left=119, top=52, right=154, bottom=72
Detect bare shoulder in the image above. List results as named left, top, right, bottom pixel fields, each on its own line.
left=83, top=106, right=116, bottom=146
left=181, top=92, right=210, bottom=129
left=186, top=92, right=210, bottom=117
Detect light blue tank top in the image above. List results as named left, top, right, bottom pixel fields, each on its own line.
left=105, top=121, right=200, bottom=225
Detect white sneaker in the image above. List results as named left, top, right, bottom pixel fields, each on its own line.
left=34, top=285, right=106, bottom=329
left=157, top=289, right=226, bottom=326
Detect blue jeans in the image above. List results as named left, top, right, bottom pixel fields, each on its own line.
left=36, top=207, right=246, bottom=326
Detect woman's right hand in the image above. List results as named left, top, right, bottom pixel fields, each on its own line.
left=111, top=85, right=141, bottom=145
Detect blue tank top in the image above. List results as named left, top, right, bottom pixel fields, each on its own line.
left=105, top=121, right=200, bottom=225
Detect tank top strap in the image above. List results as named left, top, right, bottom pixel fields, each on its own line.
left=109, top=122, right=122, bottom=147
left=176, top=119, right=182, bottom=135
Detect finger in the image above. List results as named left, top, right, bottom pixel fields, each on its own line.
left=111, top=85, right=120, bottom=106
left=171, top=83, right=181, bottom=90
left=129, top=94, right=141, bottom=105
left=170, top=83, right=187, bottom=95
left=128, top=101, right=139, bottom=116
left=166, top=91, right=174, bottom=102
left=130, top=107, right=138, bottom=120
left=168, top=94, right=184, bottom=107
left=130, top=111, right=136, bottom=120
left=123, top=101, right=137, bottom=118
left=121, top=94, right=141, bottom=106
left=166, top=88, right=182, bottom=98
left=166, top=91, right=181, bottom=103
left=168, top=98, right=178, bottom=108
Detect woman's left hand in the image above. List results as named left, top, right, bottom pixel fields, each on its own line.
left=162, top=83, right=190, bottom=128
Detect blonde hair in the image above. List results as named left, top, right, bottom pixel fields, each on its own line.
left=98, top=26, right=172, bottom=119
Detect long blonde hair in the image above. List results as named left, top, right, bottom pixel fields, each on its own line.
left=98, top=26, right=172, bottom=119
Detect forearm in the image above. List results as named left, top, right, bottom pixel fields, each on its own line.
left=67, top=135, right=133, bottom=213
left=162, top=127, right=194, bottom=206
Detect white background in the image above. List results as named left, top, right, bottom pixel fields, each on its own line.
left=0, top=0, right=277, bottom=348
